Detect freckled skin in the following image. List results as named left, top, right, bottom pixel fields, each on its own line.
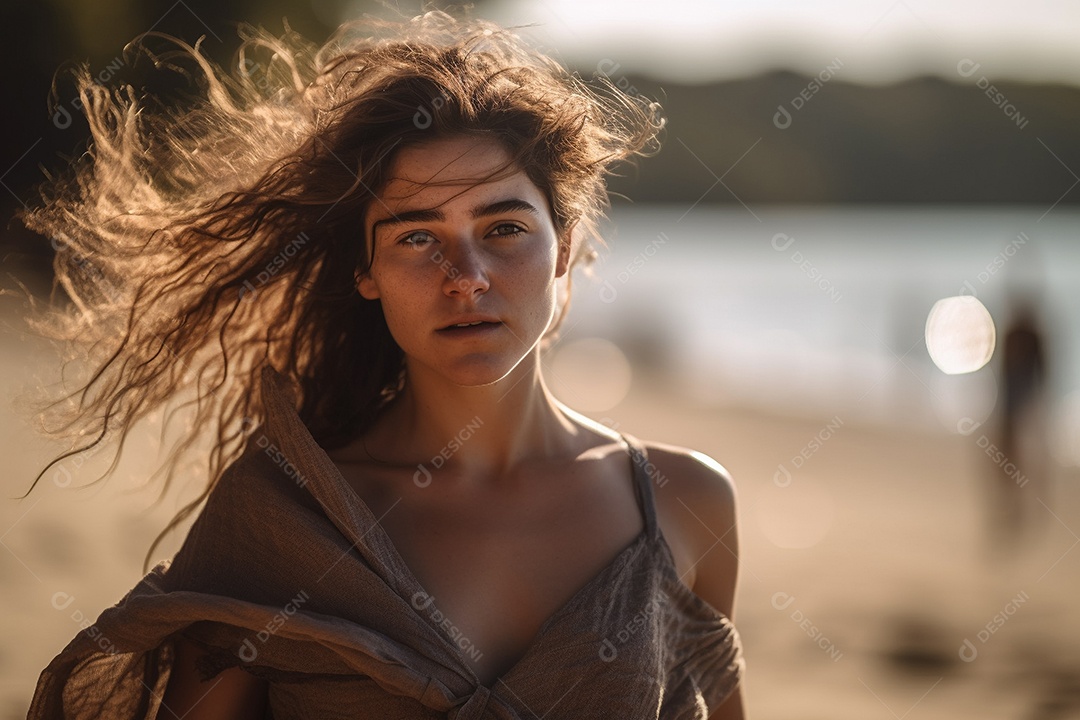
left=357, top=135, right=569, bottom=388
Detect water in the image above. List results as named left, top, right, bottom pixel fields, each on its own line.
left=560, top=204, right=1080, bottom=458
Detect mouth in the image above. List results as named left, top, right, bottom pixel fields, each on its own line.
left=436, top=320, right=503, bottom=335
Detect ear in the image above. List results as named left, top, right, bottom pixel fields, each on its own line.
left=555, top=221, right=577, bottom=279
left=356, top=270, right=380, bottom=300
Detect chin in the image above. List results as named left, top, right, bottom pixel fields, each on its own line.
left=438, top=355, right=531, bottom=388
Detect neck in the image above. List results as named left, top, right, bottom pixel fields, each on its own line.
left=372, top=349, right=582, bottom=482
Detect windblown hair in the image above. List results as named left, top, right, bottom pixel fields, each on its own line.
left=15, top=10, right=664, bottom=572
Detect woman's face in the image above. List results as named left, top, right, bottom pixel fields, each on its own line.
left=357, top=134, right=570, bottom=387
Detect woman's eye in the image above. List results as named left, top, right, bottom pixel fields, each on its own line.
left=491, top=223, right=526, bottom=237
left=398, top=231, right=435, bottom=248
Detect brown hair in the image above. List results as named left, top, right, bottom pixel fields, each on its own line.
left=13, top=10, right=664, bottom=572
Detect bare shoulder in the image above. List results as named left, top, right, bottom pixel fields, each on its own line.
left=636, top=439, right=740, bottom=620
left=557, top=413, right=740, bottom=618
left=564, top=411, right=736, bottom=503
left=637, top=440, right=737, bottom=503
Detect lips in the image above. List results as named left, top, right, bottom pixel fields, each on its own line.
left=437, top=315, right=502, bottom=331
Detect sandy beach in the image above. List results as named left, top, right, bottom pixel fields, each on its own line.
left=2, top=307, right=1078, bottom=719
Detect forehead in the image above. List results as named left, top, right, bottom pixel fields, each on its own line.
left=368, top=135, right=550, bottom=218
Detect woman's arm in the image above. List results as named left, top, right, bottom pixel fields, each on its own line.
left=655, top=447, right=746, bottom=720
left=686, top=455, right=745, bottom=720
left=679, top=451, right=739, bottom=620
left=154, top=635, right=268, bottom=720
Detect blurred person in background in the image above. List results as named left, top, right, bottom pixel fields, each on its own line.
left=988, top=292, right=1050, bottom=553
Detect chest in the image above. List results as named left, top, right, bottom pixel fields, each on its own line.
left=335, top=457, right=650, bottom=685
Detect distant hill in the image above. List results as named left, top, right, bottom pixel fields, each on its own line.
left=597, top=70, right=1080, bottom=206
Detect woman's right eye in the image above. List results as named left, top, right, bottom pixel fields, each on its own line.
left=398, top=231, right=435, bottom=249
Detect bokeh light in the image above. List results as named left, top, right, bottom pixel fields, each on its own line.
left=925, top=295, right=997, bottom=375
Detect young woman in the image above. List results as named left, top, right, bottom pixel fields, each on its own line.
left=20, top=10, right=745, bottom=719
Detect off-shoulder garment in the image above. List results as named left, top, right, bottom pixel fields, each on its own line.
left=26, top=366, right=743, bottom=719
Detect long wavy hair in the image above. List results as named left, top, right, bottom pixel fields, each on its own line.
left=12, top=10, right=664, bottom=573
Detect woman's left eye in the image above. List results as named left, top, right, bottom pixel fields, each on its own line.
left=491, top=223, right=526, bottom=237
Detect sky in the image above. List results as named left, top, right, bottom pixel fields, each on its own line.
left=464, top=0, right=1080, bottom=84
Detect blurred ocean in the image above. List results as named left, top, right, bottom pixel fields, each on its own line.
left=557, top=205, right=1079, bottom=460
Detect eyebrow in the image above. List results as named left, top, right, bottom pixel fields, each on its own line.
left=370, top=198, right=542, bottom=240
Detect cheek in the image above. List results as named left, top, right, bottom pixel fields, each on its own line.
left=510, top=253, right=559, bottom=318
left=380, top=286, right=423, bottom=323
left=378, top=295, right=429, bottom=353
left=370, top=269, right=427, bottom=329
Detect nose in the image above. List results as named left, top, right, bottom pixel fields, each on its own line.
left=441, top=241, right=490, bottom=297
